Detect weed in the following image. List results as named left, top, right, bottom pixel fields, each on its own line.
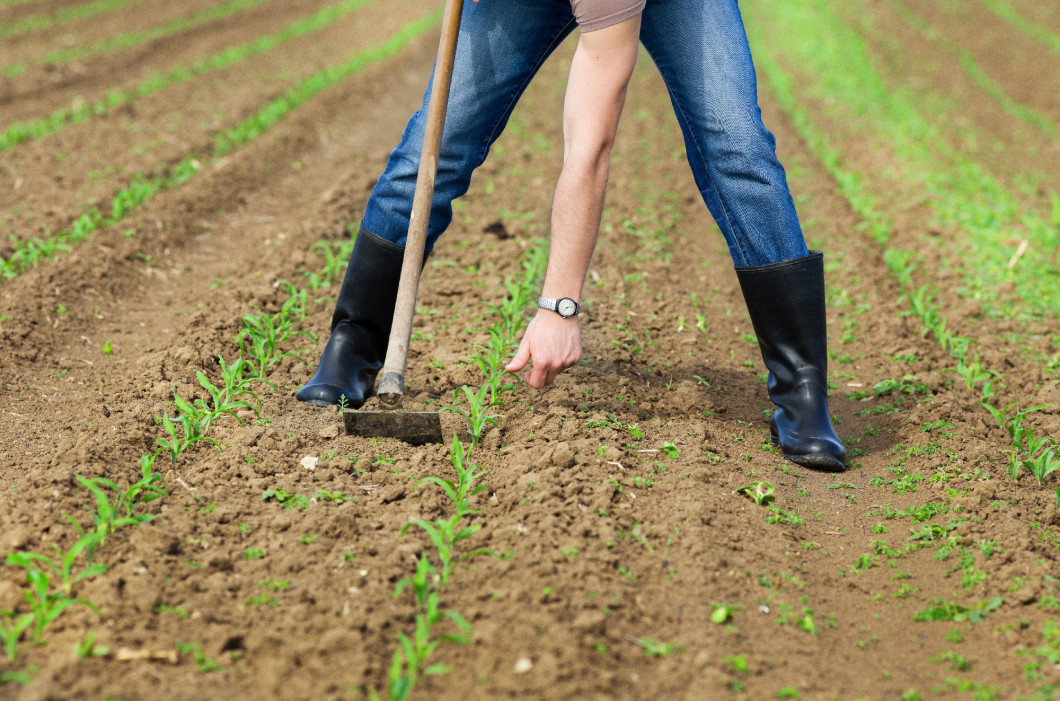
left=634, top=637, right=685, bottom=657
left=73, top=630, right=110, bottom=659
left=914, top=596, right=1003, bottom=624
left=261, top=488, right=310, bottom=510
left=175, top=641, right=224, bottom=673
left=711, top=603, right=740, bottom=624
left=737, top=481, right=775, bottom=506
left=766, top=507, right=805, bottom=526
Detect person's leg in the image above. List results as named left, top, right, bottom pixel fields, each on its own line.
left=639, top=0, right=805, bottom=267
left=363, top=0, right=578, bottom=249
left=298, top=0, right=577, bottom=408
left=640, top=0, right=844, bottom=470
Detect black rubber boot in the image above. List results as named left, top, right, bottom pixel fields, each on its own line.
left=734, top=251, right=847, bottom=472
left=296, top=228, right=405, bottom=408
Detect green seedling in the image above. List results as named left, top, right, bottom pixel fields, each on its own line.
left=6, top=531, right=105, bottom=599
left=304, top=238, right=356, bottom=291
left=6, top=550, right=102, bottom=642
left=949, top=354, right=995, bottom=391
left=914, top=596, right=1003, bottom=624
left=67, top=455, right=166, bottom=549
left=737, top=481, right=775, bottom=506
left=0, top=611, right=33, bottom=660
left=444, top=384, right=503, bottom=446
left=237, top=305, right=313, bottom=380
left=175, top=641, right=223, bottom=673
left=386, top=555, right=473, bottom=701
left=405, top=453, right=495, bottom=588
left=261, top=488, right=310, bottom=510
left=711, top=603, right=740, bottom=624
left=73, top=630, right=110, bottom=659
left=634, top=637, right=685, bottom=657
left=155, top=392, right=217, bottom=463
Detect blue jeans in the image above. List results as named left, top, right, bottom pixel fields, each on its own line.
left=361, top=0, right=808, bottom=267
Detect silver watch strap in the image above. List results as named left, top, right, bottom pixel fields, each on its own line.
left=537, top=296, right=557, bottom=312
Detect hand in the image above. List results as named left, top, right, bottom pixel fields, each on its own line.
left=505, top=310, right=581, bottom=389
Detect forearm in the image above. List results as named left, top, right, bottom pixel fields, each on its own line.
left=542, top=154, right=609, bottom=302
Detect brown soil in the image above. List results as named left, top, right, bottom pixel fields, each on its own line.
left=1, top=1, right=1058, bottom=699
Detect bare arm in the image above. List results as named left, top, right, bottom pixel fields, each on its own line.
left=506, top=14, right=641, bottom=388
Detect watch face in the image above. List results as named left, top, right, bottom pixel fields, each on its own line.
left=557, top=298, right=578, bottom=317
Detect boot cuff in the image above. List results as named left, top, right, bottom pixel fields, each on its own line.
left=734, top=250, right=823, bottom=274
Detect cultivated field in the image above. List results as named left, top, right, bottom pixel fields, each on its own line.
left=1, top=0, right=1058, bottom=698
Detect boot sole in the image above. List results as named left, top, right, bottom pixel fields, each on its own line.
left=299, top=398, right=336, bottom=408
left=771, top=435, right=847, bottom=473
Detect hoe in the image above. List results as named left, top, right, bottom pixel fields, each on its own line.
left=343, top=0, right=463, bottom=445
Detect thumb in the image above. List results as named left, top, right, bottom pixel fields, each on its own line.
left=505, top=338, right=531, bottom=373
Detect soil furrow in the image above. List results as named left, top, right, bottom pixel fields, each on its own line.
left=0, top=0, right=275, bottom=75
left=0, top=0, right=427, bottom=264
left=900, top=0, right=1060, bottom=127
left=0, top=0, right=327, bottom=120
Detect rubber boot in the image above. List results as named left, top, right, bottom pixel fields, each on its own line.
left=296, top=228, right=405, bottom=408
left=734, top=251, right=847, bottom=472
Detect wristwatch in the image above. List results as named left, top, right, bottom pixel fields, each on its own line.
left=537, top=296, right=580, bottom=318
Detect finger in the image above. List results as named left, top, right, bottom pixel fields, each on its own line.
left=543, top=365, right=564, bottom=388
left=524, top=361, right=549, bottom=389
left=505, top=341, right=531, bottom=373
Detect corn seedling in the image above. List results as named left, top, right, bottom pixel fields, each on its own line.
left=950, top=354, right=996, bottom=391
left=6, top=530, right=105, bottom=599
left=237, top=306, right=314, bottom=379
left=443, top=385, right=503, bottom=446
left=6, top=547, right=102, bottom=643
left=66, top=458, right=166, bottom=549
left=304, top=238, right=357, bottom=292
left=383, top=556, right=473, bottom=701
left=0, top=613, right=32, bottom=661
left=155, top=392, right=217, bottom=463
left=203, top=356, right=265, bottom=418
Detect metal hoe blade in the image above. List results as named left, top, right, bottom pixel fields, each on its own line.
left=344, top=410, right=443, bottom=446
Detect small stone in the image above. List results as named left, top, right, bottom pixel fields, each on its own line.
left=513, top=657, right=533, bottom=674
left=318, top=424, right=339, bottom=439
left=300, top=456, right=319, bottom=471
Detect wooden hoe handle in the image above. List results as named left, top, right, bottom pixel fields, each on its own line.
left=376, top=0, right=464, bottom=408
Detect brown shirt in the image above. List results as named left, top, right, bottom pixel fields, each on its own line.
left=570, top=0, right=645, bottom=32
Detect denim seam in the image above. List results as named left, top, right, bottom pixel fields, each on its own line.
left=703, top=102, right=751, bottom=266
left=642, top=45, right=749, bottom=267
left=477, top=17, right=579, bottom=165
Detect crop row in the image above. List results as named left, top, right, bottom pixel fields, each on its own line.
left=3, top=0, right=276, bottom=77
left=0, top=0, right=380, bottom=153
left=0, top=0, right=150, bottom=39
left=749, top=0, right=1059, bottom=330
left=374, top=245, right=546, bottom=700
left=0, top=8, right=437, bottom=281
left=884, top=0, right=1055, bottom=137
left=977, top=0, right=1060, bottom=52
